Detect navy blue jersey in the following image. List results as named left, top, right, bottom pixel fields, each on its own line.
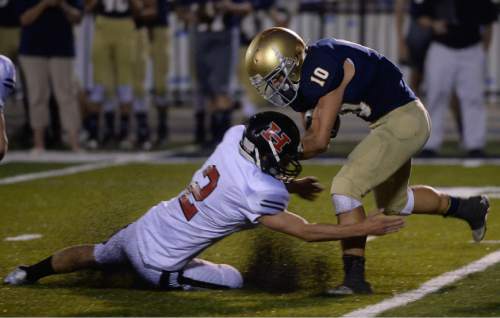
left=0, top=0, right=20, bottom=27
left=291, top=38, right=416, bottom=122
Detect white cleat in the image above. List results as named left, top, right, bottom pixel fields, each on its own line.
left=3, top=267, right=31, bottom=285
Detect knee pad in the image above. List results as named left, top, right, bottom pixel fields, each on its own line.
left=332, top=194, right=362, bottom=215
left=89, top=84, right=105, bottom=104
left=117, top=85, right=133, bottom=104
left=400, top=188, right=414, bottom=215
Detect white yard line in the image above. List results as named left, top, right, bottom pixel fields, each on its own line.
left=0, top=161, right=119, bottom=185
left=342, top=250, right=500, bottom=317
left=4, top=234, right=43, bottom=241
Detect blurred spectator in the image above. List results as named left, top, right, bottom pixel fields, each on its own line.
left=395, top=0, right=463, bottom=150
left=84, top=0, right=145, bottom=150
left=177, top=0, right=252, bottom=146
left=237, top=0, right=291, bottom=118
left=134, top=0, right=170, bottom=149
left=415, top=0, right=497, bottom=158
left=18, top=0, right=83, bottom=153
left=0, top=1, right=20, bottom=67
left=0, top=55, right=16, bottom=161
left=131, top=0, right=160, bottom=151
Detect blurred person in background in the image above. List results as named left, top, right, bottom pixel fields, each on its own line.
left=18, top=0, right=83, bottom=154
left=133, top=0, right=170, bottom=149
left=415, top=0, right=497, bottom=158
left=132, top=0, right=160, bottom=151
left=0, top=55, right=16, bottom=161
left=237, top=0, right=291, bottom=118
left=84, top=0, right=153, bottom=150
left=177, top=0, right=252, bottom=147
left=395, top=0, right=464, bottom=156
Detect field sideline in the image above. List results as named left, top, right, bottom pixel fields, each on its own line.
left=0, top=161, right=499, bottom=316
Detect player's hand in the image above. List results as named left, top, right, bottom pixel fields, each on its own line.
left=285, top=176, right=324, bottom=201
left=431, top=20, right=447, bottom=35
left=362, top=212, right=405, bottom=236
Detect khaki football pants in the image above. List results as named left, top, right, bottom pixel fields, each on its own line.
left=331, top=100, right=431, bottom=213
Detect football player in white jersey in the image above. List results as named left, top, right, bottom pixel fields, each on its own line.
left=4, top=112, right=404, bottom=290
left=0, top=55, right=15, bottom=161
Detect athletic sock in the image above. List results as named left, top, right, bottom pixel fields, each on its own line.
left=119, top=114, right=129, bottom=141
left=87, top=113, right=99, bottom=141
left=444, top=196, right=460, bottom=217
left=157, top=106, right=168, bottom=141
left=24, top=256, right=55, bottom=282
left=135, top=112, right=150, bottom=143
left=103, top=111, right=115, bottom=141
left=342, top=255, right=366, bottom=284
left=195, top=111, right=205, bottom=144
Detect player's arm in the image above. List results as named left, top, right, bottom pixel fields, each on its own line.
left=59, top=1, right=83, bottom=24
left=0, top=111, right=7, bottom=161
left=300, top=58, right=355, bottom=159
left=84, top=0, right=98, bottom=13
left=132, top=0, right=158, bottom=21
left=259, top=210, right=404, bottom=242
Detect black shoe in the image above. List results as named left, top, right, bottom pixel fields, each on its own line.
left=467, top=149, right=486, bottom=158
left=324, top=280, right=373, bottom=296
left=453, top=195, right=490, bottom=242
left=418, top=149, right=437, bottom=158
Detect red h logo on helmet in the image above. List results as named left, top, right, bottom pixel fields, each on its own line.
left=260, top=122, right=291, bottom=153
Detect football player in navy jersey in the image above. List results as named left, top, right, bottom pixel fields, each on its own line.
left=245, top=27, right=491, bottom=295
left=4, top=112, right=404, bottom=290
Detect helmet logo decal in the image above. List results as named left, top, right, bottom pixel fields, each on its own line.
left=260, top=121, right=291, bottom=154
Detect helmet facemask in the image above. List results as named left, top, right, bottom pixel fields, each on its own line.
left=249, top=49, right=300, bottom=108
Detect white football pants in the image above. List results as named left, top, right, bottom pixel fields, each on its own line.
left=424, top=42, right=486, bottom=150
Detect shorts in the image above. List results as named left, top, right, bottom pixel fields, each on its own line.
left=331, top=100, right=431, bottom=213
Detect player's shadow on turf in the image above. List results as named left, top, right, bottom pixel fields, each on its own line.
left=244, top=232, right=336, bottom=293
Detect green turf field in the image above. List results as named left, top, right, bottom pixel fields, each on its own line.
left=0, top=163, right=499, bottom=316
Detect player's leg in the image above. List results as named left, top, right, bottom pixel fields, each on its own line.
left=3, top=245, right=97, bottom=285
left=151, top=26, right=170, bottom=146
left=114, top=19, right=136, bottom=149
left=49, top=57, right=82, bottom=152
left=455, top=44, right=486, bottom=156
left=19, top=56, right=51, bottom=153
left=87, top=18, right=113, bottom=149
left=208, top=30, right=237, bottom=144
left=133, top=26, right=151, bottom=150
left=422, top=43, right=455, bottom=155
left=327, top=100, right=430, bottom=295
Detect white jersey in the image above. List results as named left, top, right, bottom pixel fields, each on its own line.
left=135, top=125, right=290, bottom=271
left=0, top=55, right=16, bottom=110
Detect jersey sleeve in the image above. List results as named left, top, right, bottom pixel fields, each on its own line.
left=242, top=187, right=290, bottom=224
left=294, top=46, right=344, bottom=111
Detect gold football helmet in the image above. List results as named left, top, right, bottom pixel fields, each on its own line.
left=245, top=27, right=306, bottom=107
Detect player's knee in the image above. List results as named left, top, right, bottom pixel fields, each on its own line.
left=89, top=85, right=105, bottom=104
left=117, top=85, right=133, bottom=104
left=332, top=194, right=362, bottom=215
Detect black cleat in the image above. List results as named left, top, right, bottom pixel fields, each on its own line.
left=324, top=255, right=373, bottom=296
left=455, top=195, right=490, bottom=242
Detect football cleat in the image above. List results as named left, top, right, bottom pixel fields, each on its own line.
left=325, top=281, right=373, bottom=296
left=458, top=195, right=490, bottom=242
left=3, top=266, right=33, bottom=285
